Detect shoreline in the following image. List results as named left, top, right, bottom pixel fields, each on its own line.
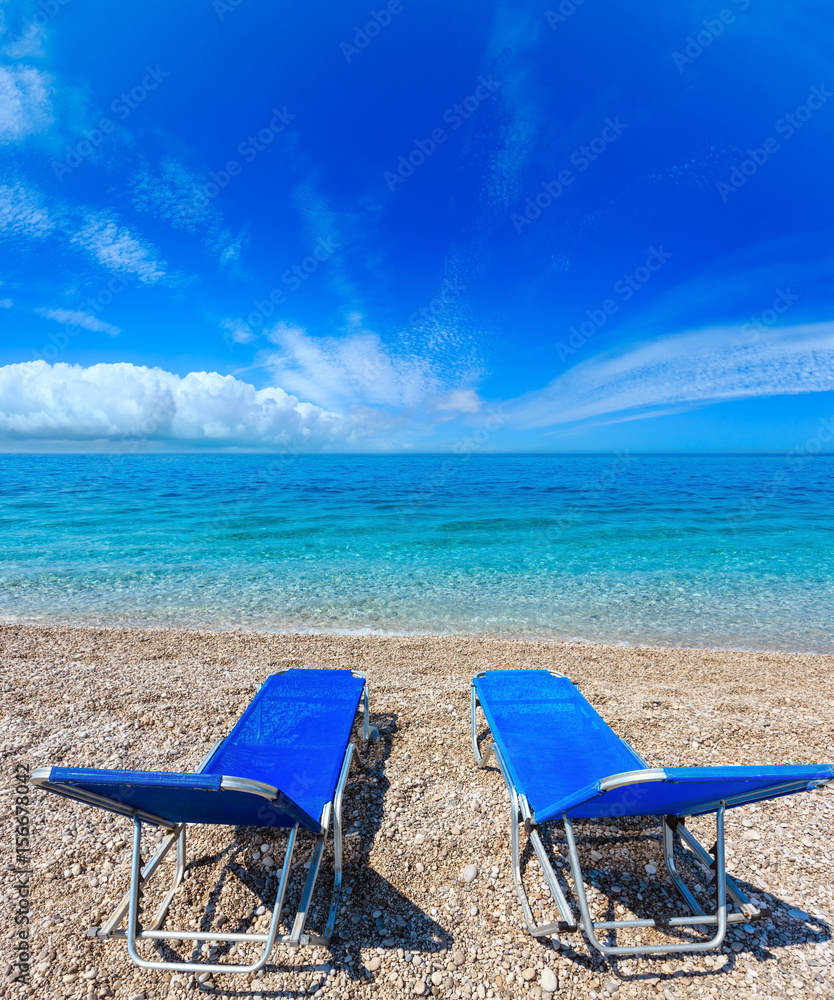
left=2, top=616, right=832, bottom=657
left=2, top=623, right=832, bottom=999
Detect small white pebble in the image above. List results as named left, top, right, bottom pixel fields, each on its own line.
left=540, top=967, right=558, bottom=992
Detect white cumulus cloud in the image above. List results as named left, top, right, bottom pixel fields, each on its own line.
left=0, top=361, right=386, bottom=449
left=506, top=321, right=834, bottom=429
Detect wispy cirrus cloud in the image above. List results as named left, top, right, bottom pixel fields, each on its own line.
left=69, top=212, right=166, bottom=283
left=37, top=307, right=121, bottom=337
left=221, top=316, right=257, bottom=345
left=0, top=178, right=173, bottom=287
left=131, top=155, right=248, bottom=270
left=0, top=181, right=53, bottom=238
left=0, top=64, right=53, bottom=143
left=259, top=318, right=483, bottom=416
left=131, top=156, right=212, bottom=233
left=206, top=224, right=248, bottom=271
left=506, top=321, right=834, bottom=429
left=478, top=6, right=543, bottom=216
left=288, top=177, right=371, bottom=304
left=261, top=320, right=436, bottom=409
left=433, top=387, right=483, bottom=414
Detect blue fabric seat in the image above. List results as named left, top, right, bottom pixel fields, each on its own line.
left=473, top=670, right=644, bottom=816
left=473, top=670, right=832, bottom=821
left=40, top=669, right=365, bottom=830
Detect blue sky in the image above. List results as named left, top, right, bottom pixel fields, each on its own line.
left=1, top=0, right=833, bottom=452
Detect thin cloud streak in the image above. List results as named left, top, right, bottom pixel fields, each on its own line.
left=37, top=307, right=121, bottom=337
left=0, top=181, right=53, bottom=238
left=506, top=321, right=834, bottom=429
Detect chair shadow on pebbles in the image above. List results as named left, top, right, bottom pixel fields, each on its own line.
left=142, top=709, right=451, bottom=993
left=325, top=710, right=454, bottom=982
left=522, top=816, right=831, bottom=983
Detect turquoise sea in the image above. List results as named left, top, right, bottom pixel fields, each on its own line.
left=1, top=453, right=832, bottom=652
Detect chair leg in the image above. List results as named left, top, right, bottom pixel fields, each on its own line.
left=98, top=737, right=237, bottom=941
left=358, top=682, right=380, bottom=743
left=125, top=817, right=299, bottom=974
left=148, top=824, right=187, bottom=931
left=674, top=820, right=760, bottom=917
left=524, top=822, right=576, bottom=933
left=508, top=785, right=538, bottom=930
left=470, top=687, right=576, bottom=936
left=322, top=744, right=347, bottom=943
left=491, top=752, right=576, bottom=935
left=563, top=805, right=735, bottom=957
left=292, top=740, right=355, bottom=947
left=99, top=823, right=186, bottom=939
left=662, top=817, right=705, bottom=917
left=471, top=684, right=487, bottom=764
left=289, top=835, right=326, bottom=945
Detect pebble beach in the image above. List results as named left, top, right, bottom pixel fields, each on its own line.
left=2, top=623, right=833, bottom=1000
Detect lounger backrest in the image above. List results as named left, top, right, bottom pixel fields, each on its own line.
left=473, top=670, right=645, bottom=814
left=39, top=767, right=321, bottom=829
left=534, top=764, right=834, bottom=822
left=201, top=669, right=365, bottom=823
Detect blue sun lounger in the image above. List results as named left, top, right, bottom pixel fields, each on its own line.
left=471, top=670, right=833, bottom=957
left=33, top=668, right=378, bottom=975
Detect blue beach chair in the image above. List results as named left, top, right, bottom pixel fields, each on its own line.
left=471, top=669, right=833, bottom=957
left=34, top=668, right=377, bottom=975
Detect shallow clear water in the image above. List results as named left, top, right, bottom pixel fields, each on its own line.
left=1, top=453, right=832, bottom=652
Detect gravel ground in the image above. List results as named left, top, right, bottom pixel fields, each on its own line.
left=1, top=624, right=833, bottom=1000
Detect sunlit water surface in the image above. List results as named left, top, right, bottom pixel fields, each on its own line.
left=1, top=454, right=832, bottom=652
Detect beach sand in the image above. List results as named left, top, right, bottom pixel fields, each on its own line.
left=2, top=623, right=833, bottom=999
